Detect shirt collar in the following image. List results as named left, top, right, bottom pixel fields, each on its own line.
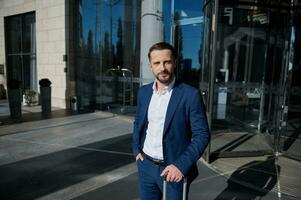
left=152, top=78, right=175, bottom=95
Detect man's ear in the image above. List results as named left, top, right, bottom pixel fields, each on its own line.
left=148, top=63, right=152, bottom=71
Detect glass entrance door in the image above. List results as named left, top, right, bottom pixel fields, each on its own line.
left=203, top=0, right=293, bottom=160
left=5, top=12, right=37, bottom=91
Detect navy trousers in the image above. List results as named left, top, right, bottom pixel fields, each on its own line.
left=136, top=158, right=188, bottom=200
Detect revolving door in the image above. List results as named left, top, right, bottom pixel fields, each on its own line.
left=203, top=0, right=301, bottom=161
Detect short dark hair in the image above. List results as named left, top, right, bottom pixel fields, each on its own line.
left=148, top=42, right=177, bottom=61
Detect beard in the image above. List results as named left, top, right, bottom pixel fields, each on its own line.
left=155, top=71, right=174, bottom=84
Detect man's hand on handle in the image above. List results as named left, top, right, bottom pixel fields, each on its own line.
left=160, top=165, right=183, bottom=182
left=136, top=153, right=183, bottom=182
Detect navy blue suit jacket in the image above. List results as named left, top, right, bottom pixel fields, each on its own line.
left=132, top=80, right=210, bottom=181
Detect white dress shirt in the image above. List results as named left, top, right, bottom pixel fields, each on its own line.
left=142, top=78, right=175, bottom=160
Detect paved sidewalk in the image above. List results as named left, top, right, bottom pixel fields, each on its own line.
left=73, top=159, right=293, bottom=200
left=0, top=111, right=135, bottom=200
left=0, top=101, right=298, bottom=199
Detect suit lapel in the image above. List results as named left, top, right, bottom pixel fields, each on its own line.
left=139, top=84, right=153, bottom=130
left=163, top=82, right=183, bottom=135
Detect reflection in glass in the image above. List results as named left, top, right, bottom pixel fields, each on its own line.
left=174, top=22, right=203, bottom=88
left=174, top=0, right=203, bottom=20
left=204, top=0, right=297, bottom=159
left=74, top=0, right=141, bottom=113
left=172, top=0, right=204, bottom=89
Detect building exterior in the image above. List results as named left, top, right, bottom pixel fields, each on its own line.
left=0, top=0, right=68, bottom=108
left=0, top=0, right=300, bottom=165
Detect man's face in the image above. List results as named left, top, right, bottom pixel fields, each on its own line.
left=149, top=49, right=176, bottom=85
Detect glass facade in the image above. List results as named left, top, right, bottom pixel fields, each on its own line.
left=72, top=0, right=205, bottom=112
left=72, top=0, right=141, bottom=113
left=163, top=0, right=204, bottom=88
left=203, top=0, right=301, bottom=161
left=70, top=0, right=300, bottom=161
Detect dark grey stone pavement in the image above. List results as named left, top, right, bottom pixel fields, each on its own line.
left=73, top=160, right=294, bottom=200
left=0, top=101, right=299, bottom=199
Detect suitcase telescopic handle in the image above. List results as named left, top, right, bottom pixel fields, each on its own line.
left=163, top=177, right=187, bottom=200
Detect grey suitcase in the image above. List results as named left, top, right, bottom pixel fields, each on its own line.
left=163, top=177, right=187, bottom=200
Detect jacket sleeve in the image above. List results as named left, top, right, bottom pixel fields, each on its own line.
left=173, top=90, right=210, bottom=175
left=132, top=88, right=142, bottom=157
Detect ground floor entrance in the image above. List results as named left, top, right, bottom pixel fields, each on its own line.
left=202, top=0, right=301, bottom=162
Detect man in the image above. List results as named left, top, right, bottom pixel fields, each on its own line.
left=132, top=42, right=210, bottom=200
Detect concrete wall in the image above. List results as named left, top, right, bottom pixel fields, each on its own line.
left=0, top=0, right=67, bottom=108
